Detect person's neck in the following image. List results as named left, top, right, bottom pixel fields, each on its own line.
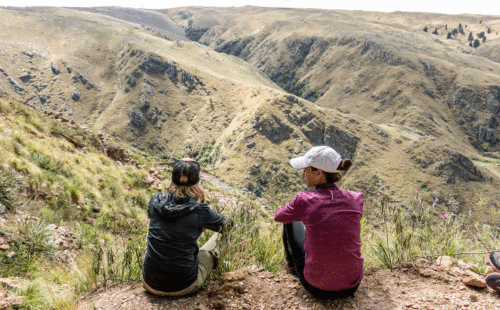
left=315, top=183, right=337, bottom=190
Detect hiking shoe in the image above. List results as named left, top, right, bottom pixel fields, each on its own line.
left=489, top=252, right=500, bottom=272
left=486, top=273, right=500, bottom=294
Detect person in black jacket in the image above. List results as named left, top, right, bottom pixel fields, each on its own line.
left=141, top=158, right=233, bottom=296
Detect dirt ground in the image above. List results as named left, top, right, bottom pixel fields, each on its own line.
left=78, top=262, right=500, bottom=310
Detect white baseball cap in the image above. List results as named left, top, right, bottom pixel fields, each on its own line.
left=290, top=146, right=342, bottom=173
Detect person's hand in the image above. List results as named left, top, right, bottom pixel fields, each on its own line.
left=202, top=228, right=207, bottom=233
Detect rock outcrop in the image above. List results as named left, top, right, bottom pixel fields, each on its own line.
left=129, top=108, right=147, bottom=129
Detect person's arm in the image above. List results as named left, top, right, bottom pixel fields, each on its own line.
left=274, top=194, right=305, bottom=224
left=199, top=204, right=234, bottom=233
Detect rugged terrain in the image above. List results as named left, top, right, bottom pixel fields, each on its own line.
left=80, top=261, right=500, bottom=310
left=0, top=6, right=499, bottom=227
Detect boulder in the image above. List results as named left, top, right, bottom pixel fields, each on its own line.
left=0, top=296, right=24, bottom=309
left=144, top=175, right=155, bottom=184
left=79, top=75, right=88, bottom=85
left=463, top=271, right=486, bottom=288
left=0, top=278, right=21, bottom=290
left=436, top=256, right=454, bottom=269
left=51, top=62, right=60, bottom=74
left=39, top=95, right=48, bottom=104
left=20, top=74, right=31, bottom=83
left=8, top=77, right=24, bottom=93
left=72, top=88, right=80, bottom=101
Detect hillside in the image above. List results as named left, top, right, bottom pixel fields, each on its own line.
left=1, top=90, right=499, bottom=310
left=0, top=6, right=499, bottom=227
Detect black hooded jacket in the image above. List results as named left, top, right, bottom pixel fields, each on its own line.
left=142, top=192, right=232, bottom=292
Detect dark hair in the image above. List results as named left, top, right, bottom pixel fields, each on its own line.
left=311, top=159, right=352, bottom=187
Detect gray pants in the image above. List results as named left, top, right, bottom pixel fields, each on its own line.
left=142, top=232, right=228, bottom=296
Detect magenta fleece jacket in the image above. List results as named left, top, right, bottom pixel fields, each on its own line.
left=274, top=186, right=364, bottom=291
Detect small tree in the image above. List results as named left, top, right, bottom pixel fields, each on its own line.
left=477, top=31, right=485, bottom=39
left=459, top=23, right=464, bottom=34
left=469, top=41, right=473, bottom=47
left=483, top=36, right=486, bottom=42
left=423, top=26, right=428, bottom=32
left=487, top=27, right=491, bottom=34
left=473, top=39, right=480, bottom=48
left=432, top=28, right=438, bottom=35
left=445, top=24, right=448, bottom=30
left=479, top=20, right=482, bottom=24
left=468, top=32, right=474, bottom=41
left=447, top=32, right=452, bottom=39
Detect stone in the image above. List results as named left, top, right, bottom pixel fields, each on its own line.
left=246, top=141, right=256, bottom=149
left=144, top=175, right=155, bottom=185
left=0, top=278, right=21, bottom=290
left=51, top=62, right=60, bottom=75
left=470, top=294, right=478, bottom=302
left=20, top=74, right=31, bottom=82
left=8, top=77, right=24, bottom=93
left=0, top=244, right=10, bottom=251
left=151, top=182, right=163, bottom=191
left=0, top=296, right=24, bottom=309
left=463, top=271, right=486, bottom=288
left=39, top=95, right=48, bottom=104
left=148, top=167, right=156, bottom=173
left=157, top=174, right=166, bottom=180
left=72, top=88, right=80, bottom=101
left=436, top=256, right=454, bottom=269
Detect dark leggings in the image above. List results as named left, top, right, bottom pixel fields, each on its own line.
left=283, top=222, right=360, bottom=299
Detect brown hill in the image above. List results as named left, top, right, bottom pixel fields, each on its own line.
left=0, top=6, right=499, bottom=226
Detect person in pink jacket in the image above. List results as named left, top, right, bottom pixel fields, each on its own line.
left=274, top=146, right=364, bottom=299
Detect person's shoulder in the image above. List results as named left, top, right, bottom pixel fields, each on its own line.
left=339, top=189, right=364, bottom=200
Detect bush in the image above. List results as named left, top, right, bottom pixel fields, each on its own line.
left=474, top=39, right=480, bottom=48
left=432, top=28, right=438, bottom=35
left=423, top=26, right=428, bottom=32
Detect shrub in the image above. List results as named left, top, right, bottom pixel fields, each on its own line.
left=468, top=32, right=474, bottom=41
left=474, top=39, right=480, bottom=48
left=423, top=26, right=428, bottom=32
left=447, top=32, right=452, bottom=39
left=432, top=28, right=438, bottom=35
left=21, top=218, right=57, bottom=260
left=0, top=167, right=24, bottom=212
